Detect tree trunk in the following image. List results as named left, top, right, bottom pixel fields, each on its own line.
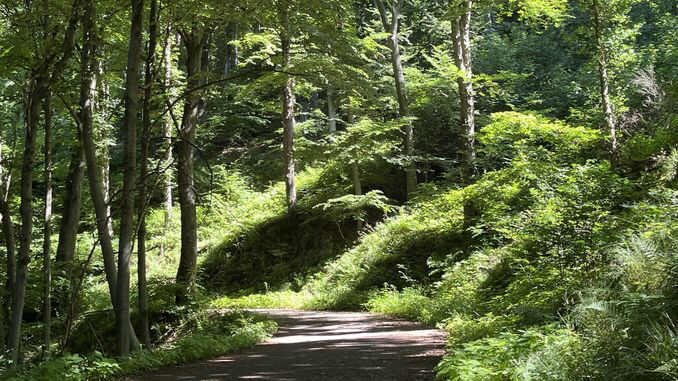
left=374, top=0, right=416, bottom=199
left=80, top=0, right=117, bottom=314
left=137, top=0, right=158, bottom=349
left=8, top=1, right=81, bottom=361
left=55, top=141, right=85, bottom=265
left=223, top=23, right=239, bottom=76
left=41, top=94, right=53, bottom=359
left=0, top=119, right=17, bottom=348
left=161, top=24, right=174, bottom=257
left=592, top=0, right=617, bottom=152
left=281, top=4, right=297, bottom=211
left=451, top=0, right=478, bottom=251
left=117, top=0, right=144, bottom=356
left=327, top=86, right=337, bottom=133
left=175, top=29, right=205, bottom=305
left=79, top=0, right=140, bottom=351
left=9, top=77, right=47, bottom=364
left=452, top=0, right=475, bottom=184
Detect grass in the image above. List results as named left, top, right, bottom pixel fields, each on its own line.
left=209, top=291, right=314, bottom=310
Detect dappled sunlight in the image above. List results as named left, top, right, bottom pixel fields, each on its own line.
left=133, top=310, right=445, bottom=380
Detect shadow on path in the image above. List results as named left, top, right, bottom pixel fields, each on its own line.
left=130, top=309, right=447, bottom=381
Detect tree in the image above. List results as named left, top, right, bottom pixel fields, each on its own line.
left=374, top=0, right=417, bottom=199
left=450, top=0, right=475, bottom=184
left=138, top=0, right=160, bottom=347
left=116, top=0, right=144, bottom=356
left=7, top=0, right=82, bottom=363
left=174, top=26, right=208, bottom=305
left=78, top=0, right=140, bottom=354
left=41, top=94, right=53, bottom=359
left=280, top=1, right=297, bottom=211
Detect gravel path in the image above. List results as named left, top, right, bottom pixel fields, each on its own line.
left=130, top=309, right=447, bottom=381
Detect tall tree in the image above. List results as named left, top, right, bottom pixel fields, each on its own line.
left=590, top=0, right=618, bottom=152
left=450, top=0, right=475, bottom=184
left=117, top=0, right=145, bottom=356
left=160, top=24, right=175, bottom=257
left=0, top=112, right=18, bottom=349
left=78, top=0, right=140, bottom=352
left=174, top=27, right=207, bottom=305
left=374, top=0, right=417, bottom=199
left=7, top=0, right=82, bottom=363
left=138, top=0, right=159, bottom=348
left=41, top=94, right=53, bottom=359
left=280, top=1, right=297, bottom=211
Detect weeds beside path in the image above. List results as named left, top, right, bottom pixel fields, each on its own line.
left=130, top=309, right=447, bottom=381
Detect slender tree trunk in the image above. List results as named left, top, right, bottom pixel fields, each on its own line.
left=41, top=94, right=53, bottom=359
left=375, top=0, right=416, bottom=199
left=8, top=0, right=81, bottom=360
left=117, top=0, right=144, bottom=356
left=55, top=142, right=85, bottom=265
left=223, top=23, right=239, bottom=75
left=327, top=86, right=337, bottom=133
left=96, top=62, right=114, bottom=240
left=0, top=124, right=17, bottom=348
left=80, top=0, right=117, bottom=314
left=137, top=0, right=158, bottom=349
left=161, top=24, right=174, bottom=257
left=280, top=4, right=297, bottom=211
left=79, top=0, right=140, bottom=351
left=175, top=29, right=205, bottom=305
left=452, top=0, right=475, bottom=184
left=451, top=0, right=478, bottom=250
left=9, top=77, right=47, bottom=363
left=592, top=0, right=617, bottom=152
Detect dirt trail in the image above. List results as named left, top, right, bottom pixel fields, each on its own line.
left=130, top=309, right=447, bottom=381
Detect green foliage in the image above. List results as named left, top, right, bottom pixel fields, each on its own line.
left=478, top=112, right=604, bottom=168
left=1, top=311, right=277, bottom=381
left=210, top=290, right=312, bottom=310
left=437, top=325, right=564, bottom=381
left=364, top=286, right=438, bottom=323
left=313, top=190, right=394, bottom=223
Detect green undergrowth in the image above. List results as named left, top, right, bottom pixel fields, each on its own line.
left=199, top=166, right=392, bottom=293
left=1, top=310, right=277, bottom=381
left=209, top=290, right=313, bottom=310
left=198, top=112, right=678, bottom=380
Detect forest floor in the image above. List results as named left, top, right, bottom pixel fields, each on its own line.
left=128, top=309, right=447, bottom=381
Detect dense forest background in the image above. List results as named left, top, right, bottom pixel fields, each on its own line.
left=0, top=0, right=677, bottom=379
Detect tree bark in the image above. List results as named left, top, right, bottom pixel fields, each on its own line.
left=280, top=4, right=297, bottom=211
left=9, top=0, right=82, bottom=361
left=117, top=0, right=144, bottom=356
left=327, top=86, right=337, bottom=133
left=8, top=77, right=47, bottom=363
left=79, top=0, right=140, bottom=351
left=137, top=0, right=158, bottom=349
left=451, top=0, right=478, bottom=251
left=161, top=24, right=174, bottom=257
left=41, top=94, right=53, bottom=359
left=452, top=0, right=475, bottom=184
left=223, top=23, right=239, bottom=76
left=592, top=0, right=617, bottom=152
left=55, top=141, right=85, bottom=265
left=175, top=29, right=205, bottom=305
left=80, top=0, right=117, bottom=313
left=374, top=0, right=416, bottom=199
left=0, top=115, right=17, bottom=348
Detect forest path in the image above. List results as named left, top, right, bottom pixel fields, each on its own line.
left=130, top=309, right=447, bottom=381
